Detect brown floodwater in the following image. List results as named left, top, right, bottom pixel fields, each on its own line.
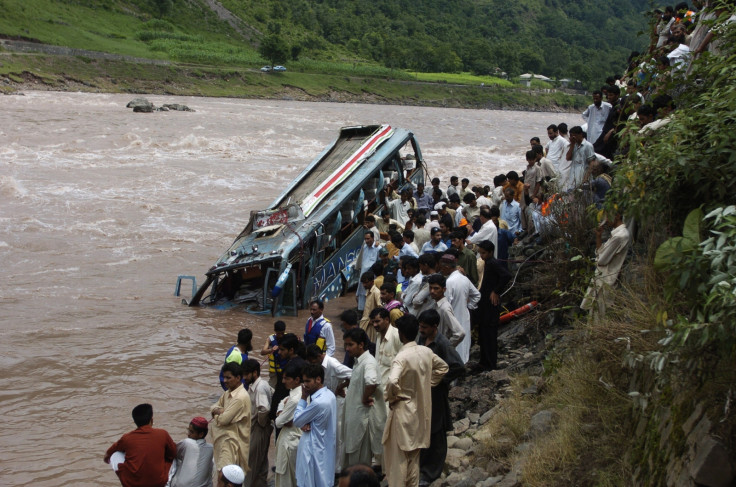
left=0, top=91, right=574, bottom=486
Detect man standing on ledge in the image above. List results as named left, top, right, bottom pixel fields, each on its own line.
left=211, top=362, right=251, bottom=487
left=303, top=299, right=335, bottom=357
left=104, top=403, right=177, bottom=487
left=476, top=240, right=512, bottom=371
left=293, top=363, right=337, bottom=487
left=383, top=314, right=448, bottom=487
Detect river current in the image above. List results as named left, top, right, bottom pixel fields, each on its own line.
left=0, top=91, right=572, bottom=485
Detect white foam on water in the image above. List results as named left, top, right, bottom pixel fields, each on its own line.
left=0, top=175, right=28, bottom=198
left=26, top=266, right=81, bottom=277
left=104, top=254, right=153, bottom=266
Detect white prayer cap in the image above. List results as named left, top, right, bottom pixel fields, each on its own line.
left=434, top=202, right=446, bottom=210
left=222, top=465, right=245, bottom=484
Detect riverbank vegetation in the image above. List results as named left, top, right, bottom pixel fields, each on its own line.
left=465, top=17, right=736, bottom=487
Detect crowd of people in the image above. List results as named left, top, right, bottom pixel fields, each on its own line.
left=103, top=3, right=734, bottom=487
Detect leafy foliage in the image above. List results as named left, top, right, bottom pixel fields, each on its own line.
left=0, top=0, right=648, bottom=86
left=259, top=34, right=289, bottom=67
left=609, top=21, right=736, bottom=362
left=217, top=0, right=648, bottom=85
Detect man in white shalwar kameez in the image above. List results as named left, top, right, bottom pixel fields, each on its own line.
left=274, top=365, right=304, bottom=487
left=439, top=254, right=480, bottom=363
left=581, top=215, right=630, bottom=319
left=343, top=327, right=382, bottom=467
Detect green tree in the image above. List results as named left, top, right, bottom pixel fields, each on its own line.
left=153, top=0, right=172, bottom=19
left=259, top=34, right=289, bottom=67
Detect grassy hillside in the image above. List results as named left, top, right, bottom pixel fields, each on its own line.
left=0, top=0, right=648, bottom=85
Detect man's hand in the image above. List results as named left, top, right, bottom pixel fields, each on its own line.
left=301, top=385, right=309, bottom=400
left=490, top=291, right=500, bottom=306
left=363, top=397, right=375, bottom=407
left=211, top=407, right=224, bottom=417
left=301, top=424, right=311, bottom=432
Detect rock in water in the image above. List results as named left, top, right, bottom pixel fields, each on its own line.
left=162, top=103, right=194, bottom=112
left=127, top=98, right=153, bottom=110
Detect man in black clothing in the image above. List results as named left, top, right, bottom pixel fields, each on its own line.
left=269, top=334, right=307, bottom=423
left=338, top=309, right=376, bottom=368
left=475, top=240, right=512, bottom=371
left=416, top=310, right=465, bottom=487
left=593, top=85, right=623, bottom=159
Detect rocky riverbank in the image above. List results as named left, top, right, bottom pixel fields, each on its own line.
left=433, top=307, right=569, bottom=487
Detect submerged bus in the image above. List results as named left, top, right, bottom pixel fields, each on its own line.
left=183, top=124, right=426, bottom=315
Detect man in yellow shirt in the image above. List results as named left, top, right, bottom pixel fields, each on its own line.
left=211, top=362, right=251, bottom=487
left=383, top=314, right=448, bottom=487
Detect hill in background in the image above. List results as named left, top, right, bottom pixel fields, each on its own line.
left=0, top=0, right=649, bottom=88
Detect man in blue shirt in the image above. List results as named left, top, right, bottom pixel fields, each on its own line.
left=421, top=227, right=448, bottom=255
left=500, top=187, right=522, bottom=234
left=414, top=182, right=434, bottom=211
left=294, top=363, right=337, bottom=487
left=219, top=329, right=252, bottom=390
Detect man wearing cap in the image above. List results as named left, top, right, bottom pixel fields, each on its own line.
left=435, top=202, right=454, bottom=232
left=428, top=210, right=440, bottom=227
left=222, top=465, right=245, bottom=487
left=170, top=417, right=215, bottom=487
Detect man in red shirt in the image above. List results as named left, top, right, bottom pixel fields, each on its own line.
left=104, top=403, right=177, bottom=487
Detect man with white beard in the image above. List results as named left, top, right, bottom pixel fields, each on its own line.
left=438, top=252, right=480, bottom=363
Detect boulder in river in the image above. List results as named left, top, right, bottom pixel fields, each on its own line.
left=126, top=98, right=153, bottom=111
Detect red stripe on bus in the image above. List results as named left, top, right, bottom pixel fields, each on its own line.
left=313, top=126, right=392, bottom=198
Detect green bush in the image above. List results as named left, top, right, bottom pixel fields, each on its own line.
left=609, top=21, right=736, bottom=362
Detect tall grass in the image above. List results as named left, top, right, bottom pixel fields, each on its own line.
left=412, top=71, right=515, bottom=87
